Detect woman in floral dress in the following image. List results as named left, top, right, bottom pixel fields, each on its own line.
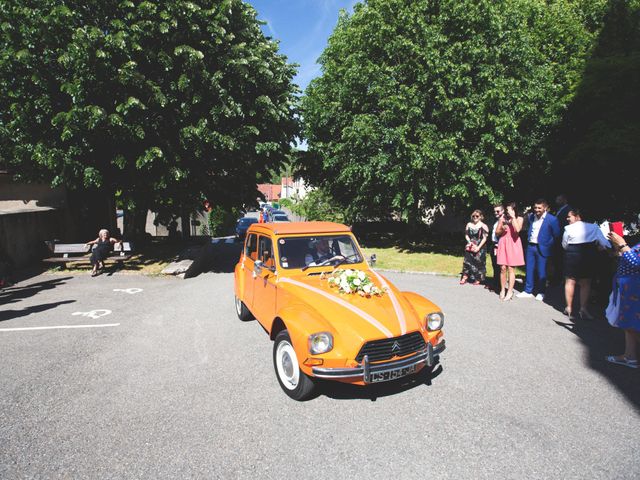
left=605, top=232, right=640, bottom=369
left=460, top=210, right=489, bottom=285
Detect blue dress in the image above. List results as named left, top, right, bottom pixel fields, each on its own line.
left=609, top=242, right=640, bottom=332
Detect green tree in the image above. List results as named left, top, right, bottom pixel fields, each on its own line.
left=301, top=0, right=606, bottom=223
left=290, top=187, right=345, bottom=223
left=0, top=0, right=298, bottom=236
left=548, top=0, right=640, bottom=221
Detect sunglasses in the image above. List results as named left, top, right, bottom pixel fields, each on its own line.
left=472, top=215, right=480, bottom=218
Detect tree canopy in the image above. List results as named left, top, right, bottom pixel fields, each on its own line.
left=0, top=0, right=298, bottom=234
left=548, top=0, right=640, bottom=221
left=301, top=0, right=608, bottom=223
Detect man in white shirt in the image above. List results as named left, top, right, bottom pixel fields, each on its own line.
left=517, top=199, right=561, bottom=301
left=305, top=238, right=333, bottom=266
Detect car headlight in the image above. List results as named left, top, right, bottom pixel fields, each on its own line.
left=308, top=332, right=333, bottom=354
left=426, top=312, right=444, bottom=331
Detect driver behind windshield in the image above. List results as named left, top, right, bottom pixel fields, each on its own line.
left=305, top=238, right=333, bottom=266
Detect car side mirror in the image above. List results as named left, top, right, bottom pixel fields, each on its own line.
left=254, top=260, right=263, bottom=274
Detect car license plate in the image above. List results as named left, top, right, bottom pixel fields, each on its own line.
left=368, top=364, right=416, bottom=383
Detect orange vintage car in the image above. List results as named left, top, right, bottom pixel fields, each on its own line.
left=233, top=221, right=445, bottom=400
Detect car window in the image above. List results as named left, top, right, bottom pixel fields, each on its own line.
left=278, top=235, right=363, bottom=269
left=258, top=236, right=274, bottom=269
left=245, top=233, right=258, bottom=261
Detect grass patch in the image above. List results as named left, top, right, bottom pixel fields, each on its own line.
left=361, top=245, right=525, bottom=278
left=361, top=246, right=468, bottom=276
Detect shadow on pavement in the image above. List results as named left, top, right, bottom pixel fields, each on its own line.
left=186, top=241, right=242, bottom=277
left=553, top=315, right=640, bottom=413
left=317, top=364, right=443, bottom=401
left=0, top=299, right=76, bottom=322
left=0, top=276, right=73, bottom=306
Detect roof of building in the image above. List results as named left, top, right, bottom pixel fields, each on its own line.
left=257, top=183, right=282, bottom=201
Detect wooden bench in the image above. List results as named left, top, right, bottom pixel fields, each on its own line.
left=43, top=242, right=134, bottom=268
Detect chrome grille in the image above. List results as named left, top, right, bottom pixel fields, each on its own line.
left=355, top=332, right=426, bottom=363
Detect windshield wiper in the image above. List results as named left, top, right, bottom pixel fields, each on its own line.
left=332, top=253, right=360, bottom=270
left=302, top=254, right=341, bottom=271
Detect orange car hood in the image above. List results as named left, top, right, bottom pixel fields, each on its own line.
left=278, top=271, right=423, bottom=341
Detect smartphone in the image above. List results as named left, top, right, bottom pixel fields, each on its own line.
left=610, top=221, right=624, bottom=236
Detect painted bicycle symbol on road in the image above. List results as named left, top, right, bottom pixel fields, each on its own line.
left=72, top=309, right=112, bottom=320
left=113, top=288, right=143, bottom=294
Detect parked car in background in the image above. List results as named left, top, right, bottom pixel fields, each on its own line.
left=233, top=221, right=445, bottom=400
left=271, top=209, right=286, bottom=216
left=273, top=214, right=290, bottom=222
left=235, top=217, right=258, bottom=239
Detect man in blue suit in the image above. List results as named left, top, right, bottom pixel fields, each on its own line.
left=517, top=199, right=561, bottom=301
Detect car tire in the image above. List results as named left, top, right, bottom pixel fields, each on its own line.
left=234, top=295, right=254, bottom=321
left=273, top=330, right=316, bottom=401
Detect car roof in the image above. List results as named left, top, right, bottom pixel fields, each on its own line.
left=247, top=221, right=351, bottom=235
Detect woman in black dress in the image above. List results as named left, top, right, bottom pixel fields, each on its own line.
left=562, top=209, right=611, bottom=320
left=460, top=210, right=489, bottom=285
left=85, top=229, right=121, bottom=277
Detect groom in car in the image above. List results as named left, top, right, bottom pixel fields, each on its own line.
left=305, top=238, right=334, bottom=266
left=517, top=199, right=561, bottom=301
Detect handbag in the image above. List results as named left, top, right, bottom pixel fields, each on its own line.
left=606, top=287, right=621, bottom=327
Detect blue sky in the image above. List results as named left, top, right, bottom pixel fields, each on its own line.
left=246, top=0, right=359, bottom=92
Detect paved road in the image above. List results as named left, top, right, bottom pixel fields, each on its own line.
left=1, top=269, right=638, bottom=479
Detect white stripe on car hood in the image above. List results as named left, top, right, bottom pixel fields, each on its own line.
left=278, top=277, right=393, bottom=338
left=370, top=269, right=406, bottom=335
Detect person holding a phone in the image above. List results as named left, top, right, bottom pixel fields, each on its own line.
left=488, top=204, right=505, bottom=292
left=605, top=231, right=640, bottom=369
left=561, top=209, right=611, bottom=320
left=496, top=202, right=525, bottom=301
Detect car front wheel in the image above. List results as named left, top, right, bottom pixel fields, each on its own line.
left=234, top=295, right=253, bottom=321
left=273, top=330, right=316, bottom=401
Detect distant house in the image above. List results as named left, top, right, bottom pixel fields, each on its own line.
left=257, top=176, right=309, bottom=205
left=280, top=176, right=309, bottom=200
left=257, top=183, right=282, bottom=202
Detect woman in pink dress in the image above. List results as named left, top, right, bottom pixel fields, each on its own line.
left=496, top=202, right=525, bottom=301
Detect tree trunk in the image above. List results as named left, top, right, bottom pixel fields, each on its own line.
left=123, top=203, right=149, bottom=244
left=181, top=208, right=191, bottom=239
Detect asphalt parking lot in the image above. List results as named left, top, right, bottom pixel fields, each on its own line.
left=1, top=269, right=639, bottom=479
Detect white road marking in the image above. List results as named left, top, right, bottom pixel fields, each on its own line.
left=72, top=309, right=112, bottom=319
left=0, top=323, right=120, bottom=332
left=113, top=288, right=143, bottom=294
left=370, top=270, right=406, bottom=334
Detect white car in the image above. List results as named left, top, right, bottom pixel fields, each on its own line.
left=273, top=214, right=290, bottom=222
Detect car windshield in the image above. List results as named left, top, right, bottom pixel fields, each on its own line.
left=277, top=235, right=363, bottom=269
left=238, top=218, right=257, bottom=225
left=273, top=215, right=288, bottom=221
